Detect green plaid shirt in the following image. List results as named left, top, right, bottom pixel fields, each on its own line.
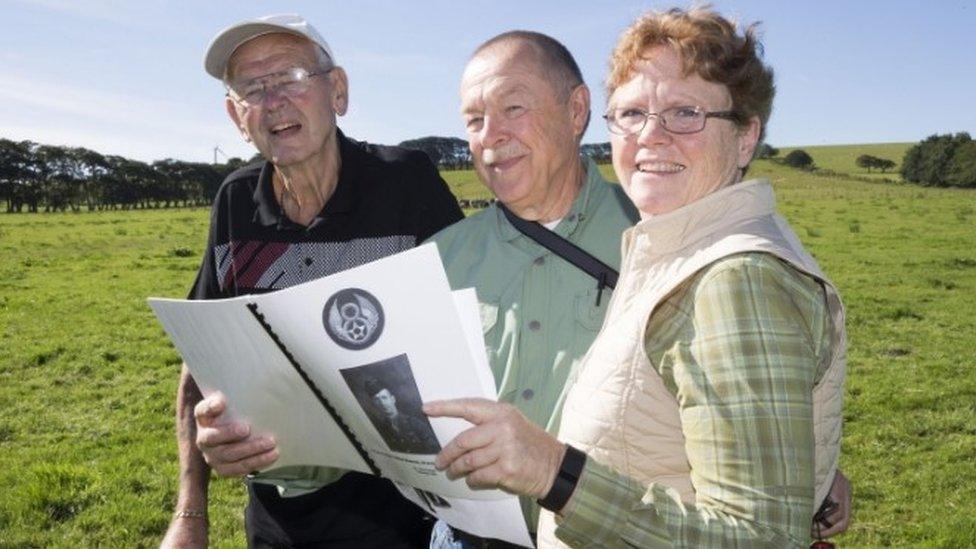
left=555, top=253, right=833, bottom=548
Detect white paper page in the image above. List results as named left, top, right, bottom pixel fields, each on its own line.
left=148, top=297, right=370, bottom=474
left=395, top=482, right=534, bottom=548
left=244, top=244, right=505, bottom=500
left=452, top=288, right=496, bottom=396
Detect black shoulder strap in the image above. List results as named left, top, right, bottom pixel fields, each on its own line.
left=497, top=203, right=618, bottom=304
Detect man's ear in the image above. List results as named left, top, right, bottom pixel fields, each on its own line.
left=225, top=98, right=251, bottom=142
left=329, top=67, right=349, bottom=116
left=568, top=84, right=591, bottom=139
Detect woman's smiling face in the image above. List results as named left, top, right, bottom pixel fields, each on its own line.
left=609, top=45, right=760, bottom=218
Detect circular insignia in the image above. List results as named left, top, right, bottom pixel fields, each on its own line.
left=322, top=288, right=385, bottom=350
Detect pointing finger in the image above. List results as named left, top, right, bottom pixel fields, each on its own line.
left=423, top=398, right=505, bottom=424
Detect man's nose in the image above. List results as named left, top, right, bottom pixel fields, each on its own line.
left=260, top=85, right=288, bottom=110
left=478, top=114, right=509, bottom=149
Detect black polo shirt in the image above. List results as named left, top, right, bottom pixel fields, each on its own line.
left=187, top=131, right=463, bottom=547
left=190, top=131, right=462, bottom=300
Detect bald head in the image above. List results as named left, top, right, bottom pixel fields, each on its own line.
left=469, top=31, right=584, bottom=102
left=459, top=30, right=591, bottom=221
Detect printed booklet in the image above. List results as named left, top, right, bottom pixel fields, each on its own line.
left=149, top=244, right=532, bottom=547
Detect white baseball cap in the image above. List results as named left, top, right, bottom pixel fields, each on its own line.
left=204, top=13, right=336, bottom=80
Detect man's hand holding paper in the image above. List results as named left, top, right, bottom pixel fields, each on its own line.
left=194, top=391, right=279, bottom=477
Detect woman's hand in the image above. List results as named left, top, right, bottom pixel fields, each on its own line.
left=813, top=469, right=852, bottom=538
left=424, top=398, right=566, bottom=499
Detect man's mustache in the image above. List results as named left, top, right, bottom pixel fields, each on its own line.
left=481, top=143, right=527, bottom=166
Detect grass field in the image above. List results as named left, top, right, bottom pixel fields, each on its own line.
left=1, top=155, right=975, bottom=547
left=778, top=143, right=913, bottom=181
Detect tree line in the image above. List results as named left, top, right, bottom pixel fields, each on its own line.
left=754, top=144, right=817, bottom=170
left=0, top=138, right=261, bottom=213
left=7, top=132, right=969, bottom=214
left=0, top=135, right=617, bottom=214
left=397, top=137, right=473, bottom=169
left=901, top=132, right=976, bottom=187
left=397, top=134, right=975, bottom=188
left=758, top=144, right=902, bottom=176
left=856, top=155, right=896, bottom=173
left=396, top=136, right=612, bottom=168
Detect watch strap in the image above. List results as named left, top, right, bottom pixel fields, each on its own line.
left=537, top=444, right=587, bottom=512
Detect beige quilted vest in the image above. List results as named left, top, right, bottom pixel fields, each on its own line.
left=537, top=179, right=845, bottom=547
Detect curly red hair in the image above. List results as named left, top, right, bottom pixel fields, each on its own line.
left=607, top=6, right=775, bottom=144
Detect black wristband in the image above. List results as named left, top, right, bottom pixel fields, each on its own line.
left=537, top=444, right=586, bottom=512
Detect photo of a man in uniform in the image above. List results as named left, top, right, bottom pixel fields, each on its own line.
left=341, top=355, right=441, bottom=455
left=364, top=378, right=441, bottom=454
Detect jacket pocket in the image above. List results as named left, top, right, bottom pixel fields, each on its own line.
left=575, top=288, right=611, bottom=332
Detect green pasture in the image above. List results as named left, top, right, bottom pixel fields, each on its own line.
left=1, top=157, right=975, bottom=547
left=442, top=167, right=492, bottom=201
left=778, top=142, right=913, bottom=181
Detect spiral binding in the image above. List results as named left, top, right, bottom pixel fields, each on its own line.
left=246, top=303, right=382, bottom=476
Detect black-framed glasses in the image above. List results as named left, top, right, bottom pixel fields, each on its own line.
left=603, top=105, right=740, bottom=136
left=227, top=66, right=333, bottom=107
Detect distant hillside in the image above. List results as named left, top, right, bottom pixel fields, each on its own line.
left=441, top=142, right=919, bottom=200
left=778, top=143, right=913, bottom=180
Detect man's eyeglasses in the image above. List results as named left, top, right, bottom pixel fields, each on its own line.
left=227, top=66, right=332, bottom=107
left=603, top=105, right=740, bottom=136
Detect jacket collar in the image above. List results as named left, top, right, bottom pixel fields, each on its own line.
left=623, top=178, right=776, bottom=257
left=492, top=157, right=604, bottom=243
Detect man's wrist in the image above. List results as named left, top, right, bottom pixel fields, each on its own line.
left=537, top=444, right=586, bottom=512
left=175, top=488, right=209, bottom=514
left=173, top=508, right=208, bottom=520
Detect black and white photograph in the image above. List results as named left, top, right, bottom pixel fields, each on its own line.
left=341, top=354, right=442, bottom=455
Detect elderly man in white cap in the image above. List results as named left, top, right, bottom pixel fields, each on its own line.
left=161, top=14, right=462, bottom=548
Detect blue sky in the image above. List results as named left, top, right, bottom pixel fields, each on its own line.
left=2, top=0, right=974, bottom=163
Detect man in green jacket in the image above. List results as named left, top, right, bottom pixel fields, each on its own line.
left=427, top=31, right=637, bottom=546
